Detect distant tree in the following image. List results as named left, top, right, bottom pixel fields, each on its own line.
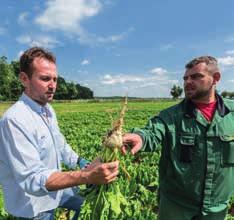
left=9, top=79, right=23, bottom=100
left=54, top=77, right=94, bottom=100
left=0, top=54, right=94, bottom=101
left=54, top=76, right=68, bottom=100
left=0, top=56, right=17, bottom=100
left=67, top=82, right=79, bottom=99
left=230, top=92, right=234, bottom=99
left=76, top=84, right=93, bottom=99
left=10, top=61, right=23, bottom=99
left=221, top=91, right=229, bottom=98
left=11, top=60, right=20, bottom=76
left=170, top=85, right=183, bottom=99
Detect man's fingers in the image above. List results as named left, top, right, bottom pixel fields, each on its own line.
left=122, top=133, right=143, bottom=155
left=122, top=134, right=134, bottom=143
left=107, top=176, right=118, bottom=184
left=90, top=161, right=119, bottom=184
left=131, top=143, right=142, bottom=155
left=106, top=170, right=119, bottom=182
left=121, top=146, right=127, bottom=155
left=106, top=161, right=119, bottom=173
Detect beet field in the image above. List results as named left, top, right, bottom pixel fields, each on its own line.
left=0, top=99, right=233, bottom=219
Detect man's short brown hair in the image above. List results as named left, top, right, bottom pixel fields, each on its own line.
left=185, top=56, right=219, bottom=74
left=20, top=47, right=56, bottom=78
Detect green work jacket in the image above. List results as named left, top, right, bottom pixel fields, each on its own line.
left=133, top=95, right=234, bottom=214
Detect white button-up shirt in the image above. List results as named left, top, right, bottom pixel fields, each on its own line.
left=0, top=93, right=78, bottom=217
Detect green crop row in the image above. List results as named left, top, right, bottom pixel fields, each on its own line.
left=0, top=100, right=233, bottom=219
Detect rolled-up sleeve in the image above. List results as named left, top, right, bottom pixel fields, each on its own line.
left=0, top=118, right=57, bottom=196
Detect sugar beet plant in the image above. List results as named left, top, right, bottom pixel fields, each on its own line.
left=78, top=98, right=132, bottom=219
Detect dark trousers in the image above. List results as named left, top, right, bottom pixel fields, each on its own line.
left=18, top=188, right=83, bottom=220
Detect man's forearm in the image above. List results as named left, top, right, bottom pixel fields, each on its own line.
left=45, top=170, right=86, bottom=191
left=45, top=160, right=119, bottom=191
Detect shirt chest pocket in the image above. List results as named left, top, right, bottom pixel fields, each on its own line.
left=179, top=134, right=195, bottom=163
left=220, top=135, right=234, bottom=166
left=37, top=135, right=52, bottom=159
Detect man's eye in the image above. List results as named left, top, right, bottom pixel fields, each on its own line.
left=191, top=75, right=197, bottom=80
left=191, top=74, right=203, bottom=79
left=183, top=73, right=204, bottom=81
left=41, top=77, right=50, bottom=81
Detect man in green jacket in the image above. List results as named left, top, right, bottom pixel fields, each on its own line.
left=123, top=56, right=234, bottom=220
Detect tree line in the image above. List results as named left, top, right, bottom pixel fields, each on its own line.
left=170, top=84, right=234, bottom=99
left=221, top=91, right=234, bottom=99
left=0, top=56, right=93, bottom=101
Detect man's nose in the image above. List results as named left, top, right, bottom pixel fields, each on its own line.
left=184, top=77, right=192, bottom=84
left=49, top=80, right=57, bottom=89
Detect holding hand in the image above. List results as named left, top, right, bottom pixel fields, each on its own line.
left=122, top=133, right=143, bottom=155
left=81, top=160, right=119, bottom=185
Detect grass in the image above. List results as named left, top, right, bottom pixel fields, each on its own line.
left=2, top=99, right=233, bottom=219
left=0, top=99, right=178, bottom=116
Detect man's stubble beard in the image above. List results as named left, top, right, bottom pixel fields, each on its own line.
left=185, top=83, right=214, bottom=101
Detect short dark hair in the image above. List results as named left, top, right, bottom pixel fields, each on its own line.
left=20, top=47, right=56, bottom=78
left=185, top=56, right=219, bottom=74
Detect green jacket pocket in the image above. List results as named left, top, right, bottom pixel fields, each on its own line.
left=180, top=134, right=195, bottom=163
left=220, top=135, right=234, bottom=166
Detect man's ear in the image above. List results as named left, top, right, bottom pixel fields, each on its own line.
left=213, top=72, right=221, bottom=85
left=19, top=72, right=29, bottom=88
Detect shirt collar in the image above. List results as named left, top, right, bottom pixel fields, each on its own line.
left=183, top=93, right=230, bottom=118
left=20, top=93, right=51, bottom=116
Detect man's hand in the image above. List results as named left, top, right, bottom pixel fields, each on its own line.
left=122, top=133, right=143, bottom=155
left=80, top=160, right=119, bottom=185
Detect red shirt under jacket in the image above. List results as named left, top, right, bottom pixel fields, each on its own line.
left=195, top=101, right=217, bottom=122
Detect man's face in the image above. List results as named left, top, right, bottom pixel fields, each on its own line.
left=21, top=57, right=57, bottom=105
left=183, top=62, right=216, bottom=102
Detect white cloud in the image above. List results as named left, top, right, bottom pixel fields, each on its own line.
left=225, top=36, right=234, bottom=43
left=218, top=56, right=234, bottom=66
left=96, top=27, right=134, bottom=44
left=17, top=35, right=31, bottom=44
left=103, top=74, right=111, bottom=80
left=97, top=34, right=124, bottom=43
left=225, top=50, right=234, bottom=55
left=160, top=44, right=174, bottom=51
left=229, top=79, right=234, bottom=83
left=77, top=28, right=133, bottom=46
left=73, top=68, right=180, bottom=97
left=102, top=74, right=143, bottom=85
left=0, top=26, right=6, bottom=35
left=150, top=67, right=167, bottom=75
left=16, top=35, right=60, bottom=49
left=92, top=70, right=179, bottom=97
left=35, top=0, right=102, bottom=33
left=35, top=0, right=132, bottom=46
left=18, top=12, right=28, bottom=25
left=101, top=68, right=178, bottom=88
left=17, top=50, right=24, bottom=59
left=81, top=59, right=90, bottom=65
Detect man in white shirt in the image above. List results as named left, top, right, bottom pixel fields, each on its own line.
left=0, top=47, right=119, bottom=219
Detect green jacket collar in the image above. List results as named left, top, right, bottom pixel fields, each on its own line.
left=183, top=94, right=230, bottom=118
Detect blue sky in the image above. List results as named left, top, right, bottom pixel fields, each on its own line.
left=0, top=0, right=234, bottom=97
